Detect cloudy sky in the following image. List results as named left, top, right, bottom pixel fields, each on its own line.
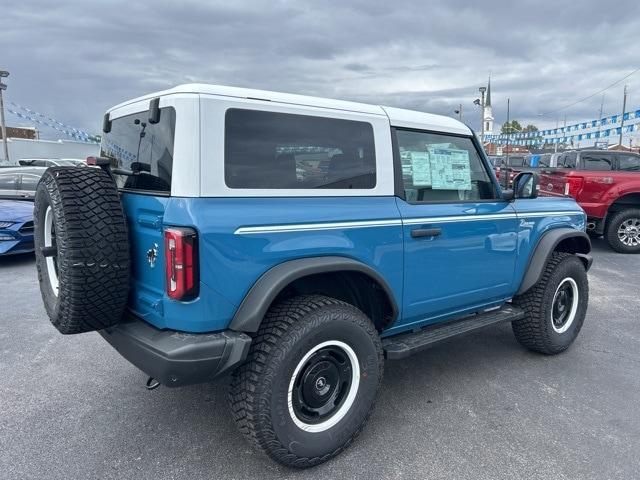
left=2, top=0, right=640, bottom=142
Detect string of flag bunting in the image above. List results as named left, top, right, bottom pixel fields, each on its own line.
left=485, top=107, right=640, bottom=145
left=7, top=102, right=100, bottom=144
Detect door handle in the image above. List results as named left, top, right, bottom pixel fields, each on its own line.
left=411, top=227, right=442, bottom=238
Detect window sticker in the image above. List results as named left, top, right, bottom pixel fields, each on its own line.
left=428, top=148, right=472, bottom=190
left=407, top=151, right=432, bottom=186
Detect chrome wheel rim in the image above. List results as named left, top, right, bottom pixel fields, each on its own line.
left=551, top=277, right=579, bottom=334
left=44, top=206, right=59, bottom=296
left=617, top=218, right=640, bottom=247
left=287, top=340, right=360, bottom=433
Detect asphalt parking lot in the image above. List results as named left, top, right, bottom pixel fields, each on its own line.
left=1, top=238, right=638, bottom=480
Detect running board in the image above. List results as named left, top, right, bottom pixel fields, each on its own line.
left=382, top=305, right=525, bottom=360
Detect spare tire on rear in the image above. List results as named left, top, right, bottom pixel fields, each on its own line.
left=34, top=167, right=130, bottom=334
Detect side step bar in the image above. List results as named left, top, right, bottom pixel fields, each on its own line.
left=382, top=304, right=525, bottom=360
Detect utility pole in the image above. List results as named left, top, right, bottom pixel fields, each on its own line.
left=0, top=70, right=10, bottom=164
left=505, top=97, right=510, bottom=163
left=554, top=117, right=559, bottom=153
left=619, top=84, right=628, bottom=148
left=597, top=93, right=605, bottom=136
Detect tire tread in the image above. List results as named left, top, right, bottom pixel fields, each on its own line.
left=35, top=167, right=130, bottom=334
left=512, top=252, right=587, bottom=354
left=227, top=294, right=383, bottom=468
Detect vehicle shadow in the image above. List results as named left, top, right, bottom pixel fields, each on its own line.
left=99, top=322, right=531, bottom=476
left=0, top=252, right=35, bottom=267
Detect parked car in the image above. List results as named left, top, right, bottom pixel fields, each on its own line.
left=536, top=152, right=562, bottom=168
left=0, top=199, right=35, bottom=255
left=494, top=154, right=534, bottom=184
left=33, top=84, right=591, bottom=468
left=487, top=155, right=503, bottom=169
left=538, top=149, right=640, bottom=252
left=0, top=166, right=47, bottom=200
left=18, top=158, right=86, bottom=168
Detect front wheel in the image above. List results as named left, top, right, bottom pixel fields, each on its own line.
left=228, top=295, right=383, bottom=468
left=512, top=252, right=589, bottom=354
left=605, top=208, right=640, bottom=253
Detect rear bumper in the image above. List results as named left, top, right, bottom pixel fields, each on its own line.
left=99, top=315, right=252, bottom=387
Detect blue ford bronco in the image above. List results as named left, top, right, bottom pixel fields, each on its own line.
left=34, top=85, right=592, bottom=468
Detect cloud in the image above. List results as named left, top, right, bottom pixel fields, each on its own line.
left=2, top=0, right=640, bottom=140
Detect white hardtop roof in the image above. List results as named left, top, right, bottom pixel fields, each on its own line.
left=108, top=84, right=472, bottom=136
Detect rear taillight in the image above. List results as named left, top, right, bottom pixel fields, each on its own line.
left=565, top=176, right=584, bottom=197
left=164, top=227, right=199, bottom=301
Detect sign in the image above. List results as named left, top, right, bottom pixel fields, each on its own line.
left=407, top=151, right=431, bottom=186
left=428, top=148, right=472, bottom=190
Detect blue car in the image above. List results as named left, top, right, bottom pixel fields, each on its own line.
left=0, top=199, right=35, bottom=255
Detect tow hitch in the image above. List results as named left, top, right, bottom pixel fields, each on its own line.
left=146, top=377, right=160, bottom=390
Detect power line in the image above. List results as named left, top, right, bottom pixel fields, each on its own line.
left=539, top=67, right=640, bottom=116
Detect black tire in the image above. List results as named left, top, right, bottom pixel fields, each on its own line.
left=228, top=295, right=383, bottom=468
left=34, top=167, right=130, bottom=334
left=605, top=208, right=640, bottom=253
left=512, top=252, right=588, bottom=354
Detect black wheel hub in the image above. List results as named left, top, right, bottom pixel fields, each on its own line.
left=292, top=346, right=353, bottom=424
left=552, top=283, right=574, bottom=328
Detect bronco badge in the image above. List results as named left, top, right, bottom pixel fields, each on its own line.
left=146, top=243, right=158, bottom=268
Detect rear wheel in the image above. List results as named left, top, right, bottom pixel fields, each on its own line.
left=228, top=295, right=383, bottom=468
left=512, top=252, right=588, bottom=354
left=605, top=208, right=640, bottom=253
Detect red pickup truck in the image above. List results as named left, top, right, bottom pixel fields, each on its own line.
left=537, top=149, right=640, bottom=253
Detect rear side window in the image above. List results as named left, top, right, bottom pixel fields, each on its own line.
left=224, top=109, right=376, bottom=189
left=538, top=154, right=551, bottom=167
left=558, top=152, right=577, bottom=168
left=101, top=107, right=176, bottom=193
left=618, top=155, right=640, bottom=171
left=395, top=129, right=496, bottom=203
left=508, top=157, right=527, bottom=167
left=581, top=153, right=613, bottom=171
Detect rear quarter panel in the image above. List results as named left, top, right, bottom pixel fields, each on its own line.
left=164, top=196, right=404, bottom=332
left=538, top=168, right=570, bottom=198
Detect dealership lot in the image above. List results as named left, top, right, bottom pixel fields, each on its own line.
left=1, top=238, right=638, bottom=480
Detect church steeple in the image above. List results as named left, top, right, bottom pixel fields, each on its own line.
left=483, top=76, right=494, bottom=136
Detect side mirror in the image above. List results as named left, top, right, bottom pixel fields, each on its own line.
left=513, top=172, right=539, bottom=199
left=501, top=188, right=515, bottom=201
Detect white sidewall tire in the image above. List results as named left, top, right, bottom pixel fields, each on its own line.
left=551, top=277, right=579, bottom=334
left=43, top=206, right=59, bottom=297
left=287, top=340, right=360, bottom=433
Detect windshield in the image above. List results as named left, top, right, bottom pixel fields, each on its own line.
left=100, top=107, right=176, bottom=193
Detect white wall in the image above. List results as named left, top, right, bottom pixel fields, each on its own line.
left=0, top=138, right=99, bottom=165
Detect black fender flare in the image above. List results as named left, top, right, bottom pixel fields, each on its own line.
left=516, top=228, right=592, bottom=295
left=229, top=256, right=399, bottom=333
